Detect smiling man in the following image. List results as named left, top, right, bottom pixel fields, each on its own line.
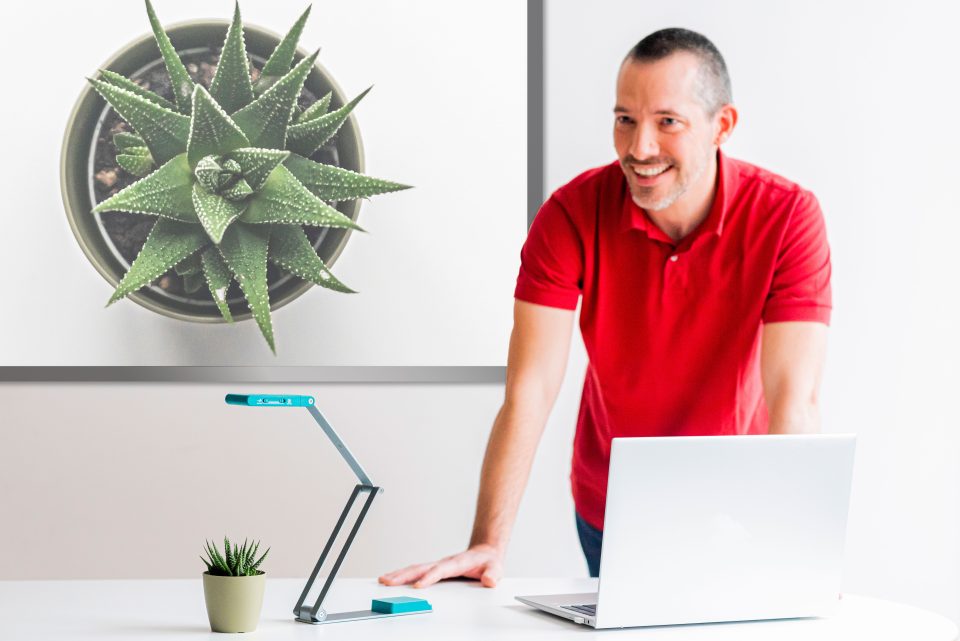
left=380, top=28, right=831, bottom=585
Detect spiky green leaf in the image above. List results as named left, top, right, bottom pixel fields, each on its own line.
left=296, top=91, right=332, bottom=123
left=259, top=5, right=311, bottom=83
left=174, top=253, right=202, bottom=276
left=93, top=154, right=198, bottom=222
left=224, top=537, right=235, bottom=575
left=201, top=246, right=234, bottom=322
left=183, top=271, right=204, bottom=293
left=221, top=179, right=253, bottom=201
left=209, top=2, right=255, bottom=113
left=218, top=224, right=275, bottom=352
left=287, top=87, right=371, bottom=158
left=192, top=183, right=247, bottom=244
left=231, top=50, right=319, bottom=148
left=145, top=0, right=195, bottom=113
left=99, top=69, right=176, bottom=111
left=285, top=154, right=411, bottom=201
left=241, top=165, right=362, bottom=229
left=187, top=86, right=250, bottom=168
left=226, top=148, right=290, bottom=191
left=88, top=78, right=190, bottom=165
left=116, top=148, right=156, bottom=177
left=113, top=131, right=146, bottom=151
left=250, top=546, right=270, bottom=574
left=107, top=217, right=208, bottom=305
left=269, top=225, right=354, bottom=293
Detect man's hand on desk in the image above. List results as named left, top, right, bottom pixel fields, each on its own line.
left=378, top=543, right=504, bottom=589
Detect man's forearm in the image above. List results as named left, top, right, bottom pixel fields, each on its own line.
left=767, top=397, right=821, bottom=434
left=468, top=400, right=549, bottom=554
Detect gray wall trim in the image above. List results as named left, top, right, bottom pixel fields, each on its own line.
left=0, top=367, right=506, bottom=383
left=528, top=0, right=545, bottom=229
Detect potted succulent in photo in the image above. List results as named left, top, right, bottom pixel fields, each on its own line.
left=61, top=0, right=409, bottom=353
left=201, top=537, right=270, bottom=633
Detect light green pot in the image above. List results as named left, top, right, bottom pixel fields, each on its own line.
left=202, top=572, right=266, bottom=633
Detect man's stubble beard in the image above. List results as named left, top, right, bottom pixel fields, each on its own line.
left=630, top=149, right=710, bottom=212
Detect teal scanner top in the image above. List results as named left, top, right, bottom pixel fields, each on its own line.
left=225, top=394, right=316, bottom=407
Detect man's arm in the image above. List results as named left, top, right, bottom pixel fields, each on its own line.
left=378, top=299, right=576, bottom=588
left=761, top=321, right=828, bottom=434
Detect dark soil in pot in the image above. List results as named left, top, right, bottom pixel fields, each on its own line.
left=91, top=48, right=338, bottom=305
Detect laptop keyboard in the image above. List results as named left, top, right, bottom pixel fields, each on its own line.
left=562, top=604, right=596, bottom=616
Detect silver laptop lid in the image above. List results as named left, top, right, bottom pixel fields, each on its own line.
left=595, top=434, right=856, bottom=629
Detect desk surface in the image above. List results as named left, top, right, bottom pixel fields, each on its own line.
left=1, top=578, right=956, bottom=640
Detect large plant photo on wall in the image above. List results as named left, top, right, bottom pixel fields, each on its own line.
left=60, top=0, right=409, bottom=354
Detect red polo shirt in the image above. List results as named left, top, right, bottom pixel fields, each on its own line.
left=515, top=151, right=832, bottom=530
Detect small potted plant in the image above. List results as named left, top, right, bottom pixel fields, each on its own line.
left=61, top=0, right=409, bottom=353
left=201, top=537, right=270, bottom=633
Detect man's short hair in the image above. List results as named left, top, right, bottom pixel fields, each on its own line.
left=626, top=28, right=732, bottom=115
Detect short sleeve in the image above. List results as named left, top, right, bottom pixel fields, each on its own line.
left=514, top=194, right=584, bottom=310
left=762, top=191, right=832, bottom=324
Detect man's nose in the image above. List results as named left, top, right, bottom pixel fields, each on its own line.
left=630, top=123, right=660, bottom=159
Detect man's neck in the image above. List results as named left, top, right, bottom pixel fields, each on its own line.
left=640, top=153, right=719, bottom=243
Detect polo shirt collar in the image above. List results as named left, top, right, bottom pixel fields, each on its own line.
left=620, top=149, right=738, bottom=240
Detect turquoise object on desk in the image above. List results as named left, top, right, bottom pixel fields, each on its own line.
left=371, top=596, right=432, bottom=614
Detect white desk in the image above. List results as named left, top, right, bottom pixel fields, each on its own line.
left=0, top=578, right=956, bottom=640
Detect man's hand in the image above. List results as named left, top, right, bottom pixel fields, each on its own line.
left=378, top=543, right=504, bottom=589
left=377, top=301, right=575, bottom=589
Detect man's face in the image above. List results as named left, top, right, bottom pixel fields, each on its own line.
left=614, top=53, right=725, bottom=212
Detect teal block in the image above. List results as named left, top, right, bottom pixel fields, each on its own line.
left=371, top=596, right=432, bottom=614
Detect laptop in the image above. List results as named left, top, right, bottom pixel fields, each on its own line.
left=516, top=434, right=856, bottom=628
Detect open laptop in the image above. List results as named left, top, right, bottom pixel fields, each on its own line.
left=516, top=434, right=856, bottom=628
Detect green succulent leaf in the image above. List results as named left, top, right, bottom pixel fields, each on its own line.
left=194, top=156, right=226, bottom=193
left=192, top=183, right=247, bottom=244
left=241, top=165, right=362, bottom=230
left=285, top=154, right=411, bottom=201
left=201, top=246, right=234, bottom=322
left=269, top=224, right=354, bottom=293
left=287, top=87, right=371, bottom=158
left=93, top=154, right=198, bottom=223
left=113, top=131, right=146, bottom=151
left=99, top=69, right=176, bottom=111
left=145, top=0, right=195, bottom=113
left=218, top=223, right=275, bottom=352
left=257, top=5, right=311, bottom=93
left=231, top=50, right=319, bottom=149
left=88, top=78, right=190, bottom=165
left=107, top=217, right=208, bottom=305
left=182, top=271, right=204, bottom=293
left=221, top=179, right=253, bottom=201
left=226, top=148, right=290, bottom=191
left=209, top=2, right=255, bottom=113
left=116, top=147, right=156, bottom=177
left=174, top=253, right=202, bottom=276
left=249, top=546, right=270, bottom=574
left=296, top=91, right=332, bottom=123
left=187, top=86, right=251, bottom=168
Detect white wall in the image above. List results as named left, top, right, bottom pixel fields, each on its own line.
left=546, top=0, right=960, bottom=624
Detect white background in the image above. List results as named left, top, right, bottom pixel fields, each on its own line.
left=0, top=0, right=526, bottom=365
left=1, top=0, right=959, bottom=631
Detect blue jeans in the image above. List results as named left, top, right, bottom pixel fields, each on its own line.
left=575, top=512, right=603, bottom=577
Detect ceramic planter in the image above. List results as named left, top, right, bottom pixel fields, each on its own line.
left=61, top=21, right=364, bottom=323
left=202, top=571, right=266, bottom=633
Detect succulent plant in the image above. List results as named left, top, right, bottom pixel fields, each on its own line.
left=89, top=0, right=409, bottom=353
left=202, top=537, right=270, bottom=576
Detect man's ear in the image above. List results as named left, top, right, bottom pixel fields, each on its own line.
left=714, top=104, right=738, bottom=145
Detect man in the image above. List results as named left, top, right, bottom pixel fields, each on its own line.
left=380, top=27, right=830, bottom=586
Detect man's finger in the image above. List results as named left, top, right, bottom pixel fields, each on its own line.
left=413, top=554, right=477, bottom=589
left=480, top=558, right=503, bottom=588
left=378, top=563, right=433, bottom=585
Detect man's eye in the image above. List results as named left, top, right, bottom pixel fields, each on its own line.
left=661, top=118, right=679, bottom=127
left=615, top=115, right=633, bottom=125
